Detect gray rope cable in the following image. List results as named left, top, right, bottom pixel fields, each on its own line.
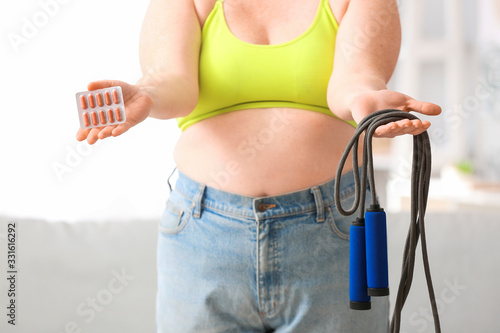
left=334, top=109, right=441, bottom=333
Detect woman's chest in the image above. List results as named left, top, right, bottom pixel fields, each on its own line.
left=193, top=0, right=348, bottom=45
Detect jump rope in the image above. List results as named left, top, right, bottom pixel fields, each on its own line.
left=334, top=109, right=441, bottom=333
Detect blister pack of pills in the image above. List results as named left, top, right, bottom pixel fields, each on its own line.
left=75, top=86, right=126, bottom=129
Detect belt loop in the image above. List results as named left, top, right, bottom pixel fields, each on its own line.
left=192, top=183, right=206, bottom=219
left=310, top=186, right=325, bottom=223
left=167, top=166, right=177, bottom=193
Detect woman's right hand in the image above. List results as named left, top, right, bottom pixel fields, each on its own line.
left=76, top=80, right=153, bottom=145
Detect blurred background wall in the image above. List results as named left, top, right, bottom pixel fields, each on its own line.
left=379, top=0, right=500, bottom=212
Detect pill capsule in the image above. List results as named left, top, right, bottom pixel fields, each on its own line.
left=80, top=95, right=88, bottom=109
left=104, top=91, right=112, bottom=105
left=107, top=109, right=115, bottom=123
left=112, top=89, right=120, bottom=104
left=88, top=94, right=96, bottom=108
left=96, top=93, right=104, bottom=107
left=91, top=111, right=98, bottom=126
left=99, top=110, right=106, bottom=124
left=115, top=107, right=123, bottom=122
left=82, top=112, right=90, bottom=127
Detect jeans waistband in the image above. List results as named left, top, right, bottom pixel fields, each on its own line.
left=167, top=167, right=359, bottom=222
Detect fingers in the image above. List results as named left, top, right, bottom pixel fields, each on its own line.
left=111, top=122, right=133, bottom=137
left=76, top=127, right=91, bottom=141
left=87, top=80, right=127, bottom=91
left=405, top=98, right=442, bottom=116
left=76, top=124, right=124, bottom=144
left=376, top=94, right=438, bottom=137
left=86, top=127, right=105, bottom=145
left=87, top=80, right=118, bottom=91
left=374, top=119, right=430, bottom=138
left=98, top=125, right=118, bottom=140
left=75, top=119, right=132, bottom=145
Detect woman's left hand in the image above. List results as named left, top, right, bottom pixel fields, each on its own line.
left=349, top=90, right=442, bottom=138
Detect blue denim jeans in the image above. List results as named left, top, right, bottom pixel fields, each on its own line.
left=156, top=167, right=389, bottom=332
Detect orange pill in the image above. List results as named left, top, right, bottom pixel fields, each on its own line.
left=112, top=89, right=119, bottom=104
left=99, top=110, right=106, bottom=124
left=104, top=91, right=112, bottom=105
left=80, top=95, right=88, bottom=109
left=96, top=93, right=104, bottom=107
left=88, top=94, right=96, bottom=108
left=107, top=109, right=115, bottom=123
left=91, top=111, right=98, bottom=126
left=82, top=112, right=90, bottom=127
left=115, top=107, right=123, bottom=122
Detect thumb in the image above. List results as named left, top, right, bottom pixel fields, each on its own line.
left=87, top=80, right=125, bottom=91
left=405, top=97, right=442, bottom=116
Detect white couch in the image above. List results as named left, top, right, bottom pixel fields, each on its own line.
left=1, top=211, right=498, bottom=333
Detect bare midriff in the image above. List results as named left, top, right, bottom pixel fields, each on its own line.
left=173, top=107, right=360, bottom=197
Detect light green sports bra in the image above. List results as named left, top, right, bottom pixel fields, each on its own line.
left=176, top=0, right=357, bottom=131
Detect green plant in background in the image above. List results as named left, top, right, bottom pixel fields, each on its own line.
left=456, top=160, right=475, bottom=175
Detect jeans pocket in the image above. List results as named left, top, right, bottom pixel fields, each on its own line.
left=328, top=185, right=374, bottom=241
left=326, top=207, right=350, bottom=240
left=327, top=188, right=358, bottom=241
left=159, top=197, right=191, bottom=235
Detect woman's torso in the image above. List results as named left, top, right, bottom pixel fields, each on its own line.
left=173, top=0, right=357, bottom=197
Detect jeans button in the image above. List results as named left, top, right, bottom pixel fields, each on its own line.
left=257, top=202, right=267, bottom=212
